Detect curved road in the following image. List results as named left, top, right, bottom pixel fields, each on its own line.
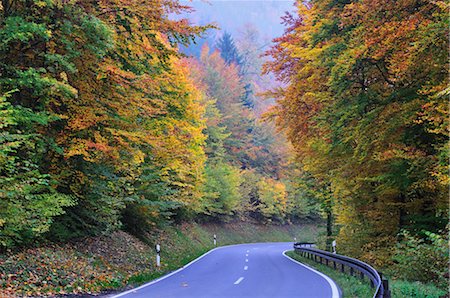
left=112, top=242, right=340, bottom=298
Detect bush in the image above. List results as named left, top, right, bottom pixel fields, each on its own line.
left=390, top=229, right=448, bottom=290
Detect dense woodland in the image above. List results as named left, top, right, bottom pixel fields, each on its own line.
left=0, top=0, right=316, bottom=251
left=264, top=0, right=448, bottom=287
left=0, top=0, right=448, bottom=292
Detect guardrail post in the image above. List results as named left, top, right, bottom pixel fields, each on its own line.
left=382, top=279, right=391, bottom=298
left=333, top=261, right=336, bottom=270
left=360, top=271, right=364, bottom=280
left=350, top=267, right=354, bottom=276
left=325, top=259, right=329, bottom=266
left=341, top=263, right=345, bottom=273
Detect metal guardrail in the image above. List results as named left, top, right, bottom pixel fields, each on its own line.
left=294, top=242, right=391, bottom=298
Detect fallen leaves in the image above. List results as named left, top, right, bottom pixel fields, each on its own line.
left=0, top=231, right=153, bottom=297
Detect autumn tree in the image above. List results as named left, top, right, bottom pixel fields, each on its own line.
left=51, top=0, right=209, bottom=237
left=265, top=0, right=449, bottom=270
left=0, top=0, right=110, bottom=247
left=0, top=0, right=209, bottom=246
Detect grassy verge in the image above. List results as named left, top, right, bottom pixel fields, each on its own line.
left=388, top=280, right=447, bottom=298
left=286, top=251, right=373, bottom=298
left=0, top=221, right=322, bottom=297
left=285, top=251, right=447, bottom=298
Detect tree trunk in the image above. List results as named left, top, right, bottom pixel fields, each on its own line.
left=326, top=203, right=333, bottom=251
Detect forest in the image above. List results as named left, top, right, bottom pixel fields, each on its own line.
left=0, top=0, right=314, bottom=250
left=264, top=0, right=448, bottom=288
left=0, top=0, right=448, bottom=295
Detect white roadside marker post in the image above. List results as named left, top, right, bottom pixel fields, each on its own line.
left=332, top=240, right=337, bottom=254
left=156, top=244, right=161, bottom=267
left=214, top=234, right=217, bottom=246
left=294, top=237, right=297, bottom=242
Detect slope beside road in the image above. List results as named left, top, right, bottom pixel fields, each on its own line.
left=111, top=242, right=340, bottom=298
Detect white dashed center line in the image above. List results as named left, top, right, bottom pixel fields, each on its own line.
left=245, top=259, right=248, bottom=262
left=245, top=254, right=249, bottom=257
left=244, top=266, right=248, bottom=270
left=234, top=277, right=244, bottom=285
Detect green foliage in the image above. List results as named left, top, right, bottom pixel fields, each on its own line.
left=239, top=169, right=261, bottom=216
left=203, top=162, right=242, bottom=218
left=389, top=279, right=447, bottom=298
left=0, top=92, right=74, bottom=247
left=0, top=0, right=317, bottom=258
left=203, top=99, right=230, bottom=160
left=287, top=171, right=327, bottom=221
left=0, top=16, right=50, bottom=48
left=390, top=229, right=449, bottom=289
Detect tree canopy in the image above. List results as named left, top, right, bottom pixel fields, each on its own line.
left=264, top=0, right=448, bottom=267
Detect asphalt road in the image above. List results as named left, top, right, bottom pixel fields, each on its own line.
left=112, top=242, right=340, bottom=298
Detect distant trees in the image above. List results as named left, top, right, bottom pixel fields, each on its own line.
left=188, top=43, right=317, bottom=223
left=215, top=32, right=242, bottom=66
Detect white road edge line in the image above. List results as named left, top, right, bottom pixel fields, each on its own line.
left=111, top=245, right=236, bottom=298
left=234, top=277, right=244, bottom=285
left=282, top=250, right=340, bottom=298
left=244, top=266, right=248, bottom=270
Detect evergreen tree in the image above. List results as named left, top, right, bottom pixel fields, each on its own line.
left=215, top=32, right=242, bottom=66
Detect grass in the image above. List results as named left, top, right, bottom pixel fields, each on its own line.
left=389, top=279, right=447, bottom=298
left=285, top=251, right=448, bottom=298
left=285, top=251, right=374, bottom=298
